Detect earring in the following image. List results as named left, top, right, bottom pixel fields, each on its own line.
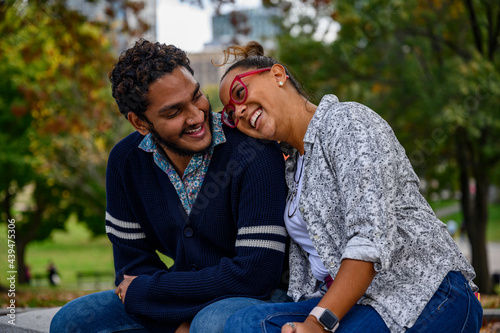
left=279, top=81, right=284, bottom=87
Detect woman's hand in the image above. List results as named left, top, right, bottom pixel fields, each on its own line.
left=282, top=259, right=376, bottom=333
left=281, top=318, right=324, bottom=333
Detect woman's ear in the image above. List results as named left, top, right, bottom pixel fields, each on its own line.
left=271, top=64, right=288, bottom=87
left=127, top=112, right=150, bottom=136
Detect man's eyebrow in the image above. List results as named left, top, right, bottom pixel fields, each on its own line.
left=191, top=83, right=201, bottom=100
left=157, top=83, right=201, bottom=115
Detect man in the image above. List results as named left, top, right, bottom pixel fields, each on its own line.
left=50, top=39, right=288, bottom=332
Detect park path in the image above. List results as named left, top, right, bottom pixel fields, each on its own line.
left=434, top=202, right=500, bottom=274
left=456, top=237, right=500, bottom=275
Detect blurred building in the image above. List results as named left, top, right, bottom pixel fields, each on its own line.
left=66, top=0, right=157, bottom=53
left=188, top=51, right=227, bottom=90
left=191, top=6, right=282, bottom=88
left=208, top=7, right=281, bottom=51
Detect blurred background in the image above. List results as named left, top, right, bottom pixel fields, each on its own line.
left=0, top=0, right=499, bottom=317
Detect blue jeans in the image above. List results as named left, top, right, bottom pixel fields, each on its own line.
left=49, top=289, right=272, bottom=333
left=224, top=271, right=483, bottom=333
left=407, top=271, right=483, bottom=332
left=50, top=290, right=148, bottom=333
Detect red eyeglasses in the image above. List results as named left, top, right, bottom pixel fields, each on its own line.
left=221, top=67, right=272, bottom=128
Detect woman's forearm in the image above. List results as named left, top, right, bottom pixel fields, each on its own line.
left=307, top=259, right=376, bottom=328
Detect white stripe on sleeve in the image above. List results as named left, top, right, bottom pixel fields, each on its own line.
left=106, top=212, right=142, bottom=229
left=238, top=225, right=287, bottom=237
left=105, top=225, right=146, bottom=240
left=235, top=239, right=286, bottom=253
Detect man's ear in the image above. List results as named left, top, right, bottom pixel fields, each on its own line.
left=127, top=112, right=150, bottom=136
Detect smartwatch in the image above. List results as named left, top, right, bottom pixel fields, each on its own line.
left=309, top=307, right=339, bottom=332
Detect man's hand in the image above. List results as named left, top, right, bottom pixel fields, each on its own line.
left=174, top=322, right=191, bottom=333
left=115, top=274, right=138, bottom=304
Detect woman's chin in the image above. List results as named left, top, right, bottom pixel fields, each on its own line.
left=239, top=121, right=276, bottom=141
left=256, top=127, right=277, bottom=141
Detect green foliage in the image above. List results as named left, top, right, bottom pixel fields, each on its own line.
left=274, top=0, right=500, bottom=188
left=203, top=83, right=224, bottom=112
left=0, top=0, right=128, bottom=240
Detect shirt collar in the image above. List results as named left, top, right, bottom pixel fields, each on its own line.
left=303, top=94, right=339, bottom=144
left=281, top=95, right=339, bottom=155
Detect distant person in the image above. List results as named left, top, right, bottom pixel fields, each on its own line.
left=24, top=265, right=31, bottom=285
left=217, top=41, right=482, bottom=333
left=446, top=219, right=458, bottom=238
left=47, top=261, right=60, bottom=286
left=49, top=39, right=288, bottom=333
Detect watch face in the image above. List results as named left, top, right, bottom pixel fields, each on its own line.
left=320, top=309, right=338, bottom=330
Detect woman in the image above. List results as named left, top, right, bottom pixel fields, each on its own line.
left=217, top=41, right=482, bottom=332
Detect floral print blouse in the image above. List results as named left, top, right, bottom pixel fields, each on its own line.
left=139, top=112, right=226, bottom=215
left=282, top=95, right=477, bottom=332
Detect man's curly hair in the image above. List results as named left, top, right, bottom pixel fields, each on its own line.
left=109, top=39, right=194, bottom=119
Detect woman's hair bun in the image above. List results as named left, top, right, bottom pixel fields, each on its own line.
left=244, top=41, right=265, bottom=57
left=213, top=41, right=265, bottom=67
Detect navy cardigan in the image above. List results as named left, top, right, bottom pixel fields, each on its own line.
left=105, top=127, right=288, bottom=332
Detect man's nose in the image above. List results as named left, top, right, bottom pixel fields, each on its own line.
left=187, top=105, right=205, bottom=124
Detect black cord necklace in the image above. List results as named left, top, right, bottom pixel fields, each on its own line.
left=287, top=155, right=304, bottom=218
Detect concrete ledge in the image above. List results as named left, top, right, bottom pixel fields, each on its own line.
left=0, top=307, right=60, bottom=333
left=483, top=308, right=500, bottom=322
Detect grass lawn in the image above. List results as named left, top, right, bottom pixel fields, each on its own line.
left=1, top=217, right=114, bottom=288
left=428, top=198, right=460, bottom=211
left=486, top=204, right=500, bottom=242
left=25, top=218, right=115, bottom=287
left=0, top=215, right=173, bottom=291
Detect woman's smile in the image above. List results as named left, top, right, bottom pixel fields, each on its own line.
left=250, top=109, right=263, bottom=128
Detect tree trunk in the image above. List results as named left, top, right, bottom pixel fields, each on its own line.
left=0, top=189, right=14, bottom=290
left=2, top=189, right=13, bottom=221
left=17, top=242, right=28, bottom=284
left=17, top=182, right=46, bottom=284
left=455, top=127, right=492, bottom=294
left=469, top=166, right=492, bottom=294
left=470, top=128, right=492, bottom=293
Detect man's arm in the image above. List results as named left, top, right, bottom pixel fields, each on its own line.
left=107, top=136, right=288, bottom=324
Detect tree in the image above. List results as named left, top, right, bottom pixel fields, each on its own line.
left=272, top=0, right=499, bottom=293
left=0, top=0, right=133, bottom=284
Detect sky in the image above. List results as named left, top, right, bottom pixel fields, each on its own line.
left=156, top=0, right=261, bottom=53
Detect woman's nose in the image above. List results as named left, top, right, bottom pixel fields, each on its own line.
left=234, top=104, right=246, bottom=119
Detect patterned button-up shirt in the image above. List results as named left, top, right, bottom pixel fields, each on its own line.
left=139, top=112, right=226, bottom=215
left=282, top=95, right=476, bottom=332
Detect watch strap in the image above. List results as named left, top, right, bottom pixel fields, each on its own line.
left=309, top=306, right=339, bottom=332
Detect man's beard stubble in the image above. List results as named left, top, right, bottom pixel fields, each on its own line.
left=149, top=107, right=213, bottom=158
